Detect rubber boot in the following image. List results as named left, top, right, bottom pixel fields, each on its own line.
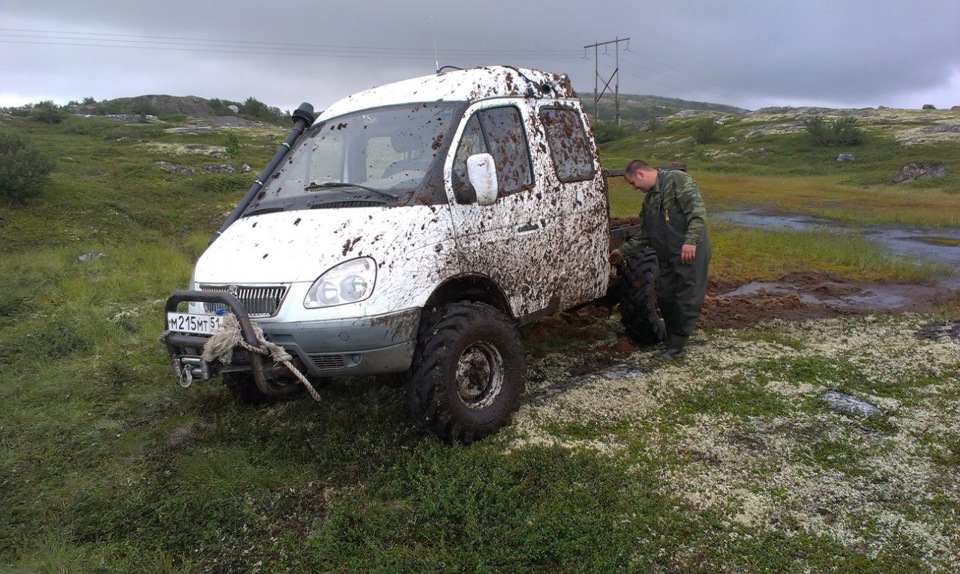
left=659, top=333, right=687, bottom=360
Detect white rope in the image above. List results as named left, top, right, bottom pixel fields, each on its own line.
left=202, top=314, right=322, bottom=402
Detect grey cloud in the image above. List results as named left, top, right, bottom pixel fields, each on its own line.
left=2, top=0, right=958, bottom=111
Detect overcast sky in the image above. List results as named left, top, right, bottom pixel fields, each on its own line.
left=2, top=0, right=959, bottom=115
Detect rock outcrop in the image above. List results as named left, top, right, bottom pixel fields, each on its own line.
left=892, top=162, right=946, bottom=183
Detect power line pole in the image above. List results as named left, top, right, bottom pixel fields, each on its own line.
left=584, top=37, right=630, bottom=125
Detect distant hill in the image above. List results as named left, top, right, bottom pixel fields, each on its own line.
left=63, top=95, right=286, bottom=124
left=60, top=93, right=744, bottom=125
left=582, top=93, right=747, bottom=125
left=66, top=95, right=217, bottom=117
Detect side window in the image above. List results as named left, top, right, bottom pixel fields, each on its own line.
left=452, top=106, right=533, bottom=203
left=539, top=107, right=595, bottom=183
left=452, top=115, right=486, bottom=201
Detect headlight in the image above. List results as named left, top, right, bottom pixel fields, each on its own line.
left=304, top=257, right=377, bottom=309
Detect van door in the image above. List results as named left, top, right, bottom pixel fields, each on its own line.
left=534, top=102, right=610, bottom=308
left=445, top=101, right=564, bottom=322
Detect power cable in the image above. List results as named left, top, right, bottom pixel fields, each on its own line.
left=0, top=27, right=581, bottom=60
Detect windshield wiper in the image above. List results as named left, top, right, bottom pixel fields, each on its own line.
left=304, top=181, right=397, bottom=200
left=243, top=205, right=286, bottom=217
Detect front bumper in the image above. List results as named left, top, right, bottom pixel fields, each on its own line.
left=257, top=308, right=420, bottom=377
left=161, top=290, right=420, bottom=385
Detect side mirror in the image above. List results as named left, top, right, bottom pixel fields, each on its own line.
left=466, top=153, right=499, bottom=206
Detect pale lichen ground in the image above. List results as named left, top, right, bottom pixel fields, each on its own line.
left=511, top=314, right=960, bottom=570
left=667, top=106, right=960, bottom=147
left=144, top=142, right=227, bottom=157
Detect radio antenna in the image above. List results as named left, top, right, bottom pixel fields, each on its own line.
left=431, top=15, right=440, bottom=73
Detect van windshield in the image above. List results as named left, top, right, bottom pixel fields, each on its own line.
left=256, top=102, right=460, bottom=208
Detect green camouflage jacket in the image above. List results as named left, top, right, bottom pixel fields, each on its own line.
left=618, top=169, right=707, bottom=258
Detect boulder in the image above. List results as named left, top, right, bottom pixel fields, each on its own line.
left=836, top=153, right=855, bottom=162
left=157, top=161, right=196, bottom=175
left=920, top=124, right=960, bottom=133
left=204, top=164, right=235, bottom=174
left=893, top=162, right=946, bottom=183
left=77, top=252, right=107, bottom=263
left=820, top=389, right=882, bottom=418
left=922, top=104, right=937, bottom=110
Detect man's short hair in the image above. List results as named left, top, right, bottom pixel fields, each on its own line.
left=624, top=159, right=650, bottom=174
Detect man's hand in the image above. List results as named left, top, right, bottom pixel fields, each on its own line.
left=609, top=249, right=623, bottom=265
left=681, top=243, right=696, bottom=264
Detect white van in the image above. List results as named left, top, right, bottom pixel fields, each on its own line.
left=163, top=66, right=615, bottom=442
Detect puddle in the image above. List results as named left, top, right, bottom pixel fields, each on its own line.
left=714, top=210, right=837, bottom=232
left=712, top=210, right=959, bottom=313
left=715, top=209, right=960, bottom=268
left=720, top=279, right=940, bottom=311
left=864, top=228, right=960, bottom=267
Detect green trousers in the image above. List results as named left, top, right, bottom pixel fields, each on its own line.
left=657, top=235, right=710, bottom=347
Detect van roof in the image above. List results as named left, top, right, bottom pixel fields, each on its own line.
left=316, top=66, right=577, bottom=122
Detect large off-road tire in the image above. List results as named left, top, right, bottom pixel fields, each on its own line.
left=404, top=302, right=526, bottom=443
left=618, top=248, right=665, bottom=345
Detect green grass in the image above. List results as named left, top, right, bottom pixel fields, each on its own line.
left=710, top=221, right=949, bottom=282
left=611, top=172, right=960, bottom=228
left=608, top=196, right=949, bottom=283
left=1, top=111, right=959, bottom=572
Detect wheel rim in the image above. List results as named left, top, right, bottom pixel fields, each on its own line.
left=455, top=341, right=504, bottom=409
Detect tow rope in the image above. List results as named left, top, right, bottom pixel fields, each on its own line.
left=201, top=314, right=321, bottom=402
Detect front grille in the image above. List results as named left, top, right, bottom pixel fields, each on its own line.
left=307, top=354, right=347, bottom=371
left=200, top=285, right=288, bottom=317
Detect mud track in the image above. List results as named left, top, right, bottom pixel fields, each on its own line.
left=523, top=271, right=959, bottom=354
left=702, top=271, right=958, bottom=329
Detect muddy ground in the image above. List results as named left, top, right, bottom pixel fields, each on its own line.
left=524, top=272, right=960, bottom=354
left=604, top=215, right=960, bottom=330
left=701, top=271, right=959, bottom=329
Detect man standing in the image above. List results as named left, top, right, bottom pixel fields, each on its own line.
left=609, top=160, right=710, bottom=359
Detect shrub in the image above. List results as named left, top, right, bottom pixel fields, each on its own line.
left=131, top=100, right=158, bottom=119
left=194, top=173, right=250, bottom=195
left=592, top=120, right=628, bottom=144
left=238, top=97, right=286, bottom=123
left=31, top=101, right=67, bottom=124
left=224, top=133, right=241, bottom=158
left=805, top=115, right=866, bottom=146
left=208, top=98, right=238, bottom=116
left=692, top=116, right=721, bottom=144
left=0, top=131, right=55, bottom=203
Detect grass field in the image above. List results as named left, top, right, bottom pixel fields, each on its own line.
left=1, top=109, right=958, bottom=572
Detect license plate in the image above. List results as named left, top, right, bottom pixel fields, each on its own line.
left=166, top=312, right=225, bottom=335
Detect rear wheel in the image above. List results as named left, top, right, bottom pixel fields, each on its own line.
left=404, top=302, right=525, bottom=443
left=618, top=248, right=665, bottom=345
